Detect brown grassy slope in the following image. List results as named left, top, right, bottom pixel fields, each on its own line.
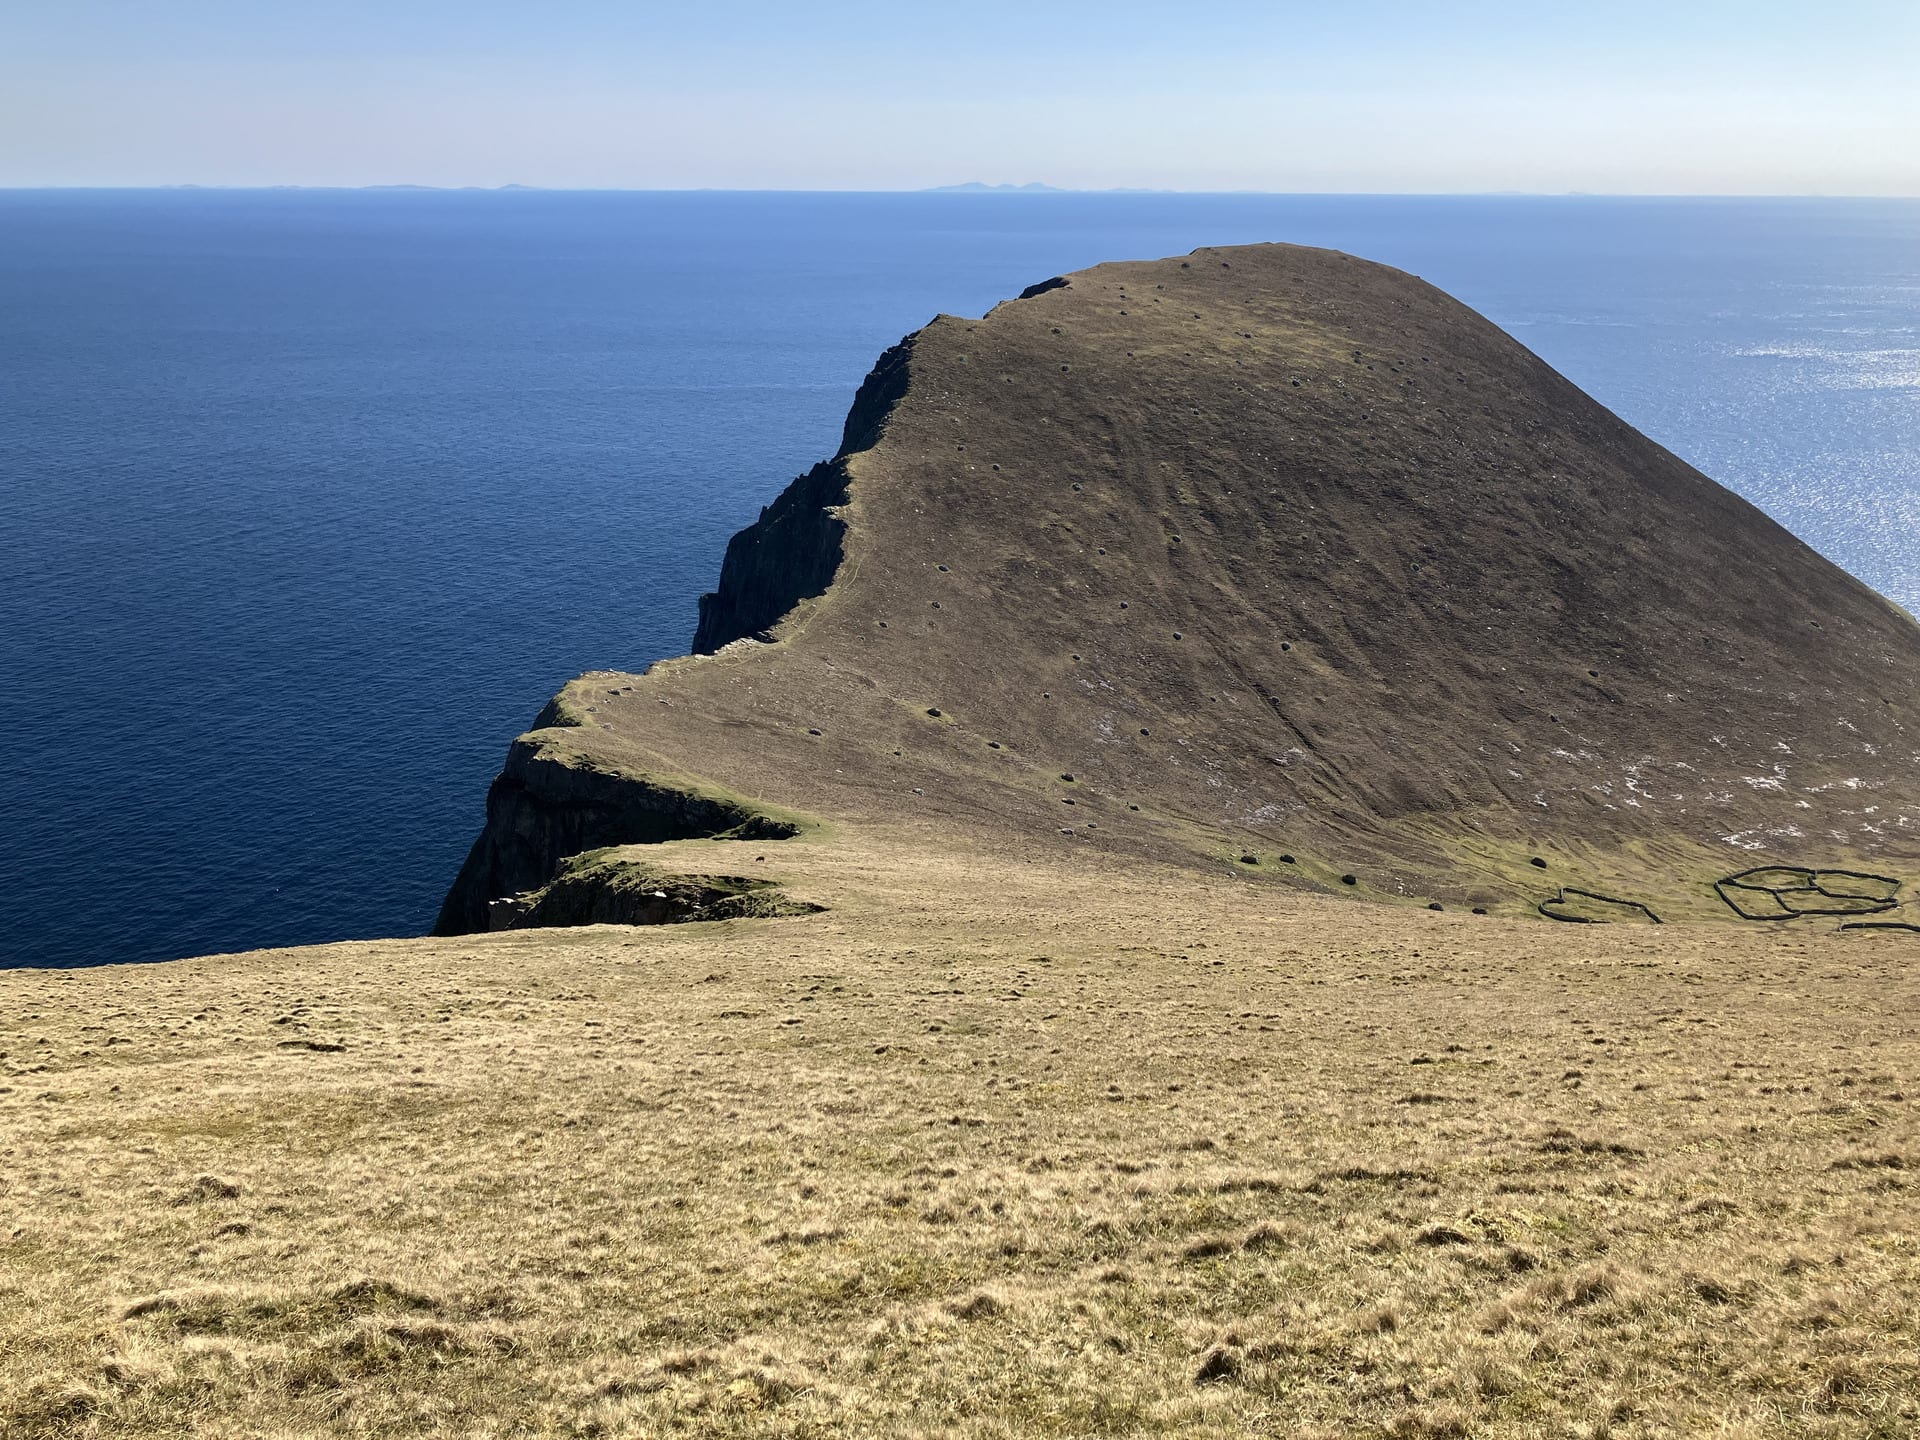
left=442, top=243, right=1920, bottom=930
left=6, top=839, right=1919, bottom=1437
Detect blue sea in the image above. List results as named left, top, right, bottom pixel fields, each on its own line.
left=3, top=191, right=1918, bottom=966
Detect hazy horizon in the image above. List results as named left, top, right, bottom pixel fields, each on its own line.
left=4, top=1, right=1915, bottom=194
left=8, top=186, right=1920, bottom=199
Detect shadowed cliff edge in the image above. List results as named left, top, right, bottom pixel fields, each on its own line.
left=438, top=242, right=1920, bottom=933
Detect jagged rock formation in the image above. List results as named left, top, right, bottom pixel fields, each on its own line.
left=692, top=338, right=913, bottom=654
left=440, top=243, right=1920, bottom=931
left=434, top=696, right=802, bottom=935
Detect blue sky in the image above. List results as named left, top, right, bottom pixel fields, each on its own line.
left=3, top=1, right=1916, bottom=192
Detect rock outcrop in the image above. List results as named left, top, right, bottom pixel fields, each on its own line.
left=692, top=337, right=914, bottom=654
left=482, top=848, right=822, bottom=931
left=434, top=694, right=802, bottom=935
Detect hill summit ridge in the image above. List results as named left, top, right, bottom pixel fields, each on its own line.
left=440, top=242, right=1920, bottom=932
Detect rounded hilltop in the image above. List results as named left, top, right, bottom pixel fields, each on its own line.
left=440, top=242, right=1920, bottom=931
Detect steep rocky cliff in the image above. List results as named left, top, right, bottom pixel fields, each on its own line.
left=692, top=337, right=914, bottom=654
left=433, top=694, right=802, bottom=935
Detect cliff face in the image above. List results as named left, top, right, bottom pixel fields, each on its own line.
left=692, top=337, right=915, bottom=654
left=440, top=243, right=1920, bottom=931
left=432, top=703, right=800, bottom=936
left=433, top=343, right=925, bottom=934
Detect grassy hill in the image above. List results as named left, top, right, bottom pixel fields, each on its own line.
left=439, top=243, right=1920, bottom=937
left=9, top=245, right=1920, bottom=1437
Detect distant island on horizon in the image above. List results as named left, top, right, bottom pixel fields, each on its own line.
left=923, top=181, right=1174, bottom=194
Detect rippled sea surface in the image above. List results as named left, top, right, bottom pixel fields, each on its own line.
left=3, top=191, right=1916, bottom=966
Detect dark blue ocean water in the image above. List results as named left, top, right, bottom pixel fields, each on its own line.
left=3, top=191, right=1918, bottom=966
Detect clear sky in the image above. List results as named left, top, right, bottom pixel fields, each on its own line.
left=3, top=1, right=1916, bottom=193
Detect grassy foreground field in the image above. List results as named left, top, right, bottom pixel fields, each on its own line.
left=5, top=834, right=1918, bottom=1438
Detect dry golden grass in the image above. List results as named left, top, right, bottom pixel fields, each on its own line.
left=5, top=833, right=1919, bottom=1437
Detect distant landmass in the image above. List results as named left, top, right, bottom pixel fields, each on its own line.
left=363, top=183, right=542, bottom=192
left=925, top=182, right=1177, bottom=194
left=924, top=182, right=1069, bottom=193
left=156, top=183, right=547, bottom=193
